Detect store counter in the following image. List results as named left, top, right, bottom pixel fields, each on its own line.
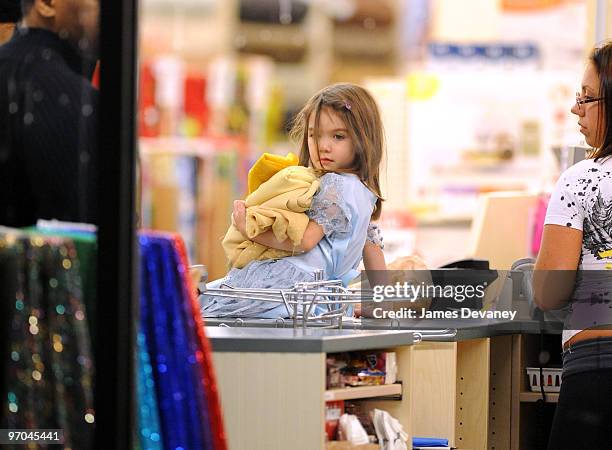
left=205, top=317, right=563, bottom=340
left=206, top=327, right=417, bottom=353
left=206, top=319, right=562, bottom=450
left=207, top=327, right=417, bottom=450
left=361, top=317, right=562, bottom=338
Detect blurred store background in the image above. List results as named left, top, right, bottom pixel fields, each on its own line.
left=137, top=0, right=612, bottom=278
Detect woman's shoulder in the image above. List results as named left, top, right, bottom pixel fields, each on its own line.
left=554, top=158, right=612, bottom=206
left=562, top=157, right=612, bottom=179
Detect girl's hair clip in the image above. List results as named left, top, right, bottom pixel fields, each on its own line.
left=344, top=102, right=352, bottom=111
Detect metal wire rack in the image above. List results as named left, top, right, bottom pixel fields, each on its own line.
left=194, top=265, right=459, bottom=337
left=201, top=277, right=366, bottom=329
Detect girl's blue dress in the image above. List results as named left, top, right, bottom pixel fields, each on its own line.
left=201, top=172, right=382, bottom=318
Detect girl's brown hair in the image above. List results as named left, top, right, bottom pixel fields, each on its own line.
left=288, top=83, right=385, bottom=220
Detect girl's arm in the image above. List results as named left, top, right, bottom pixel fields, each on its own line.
left=232, top=200, right=325, bottom=253
left=250, top=222, right=324, bottom=253
left=363, top=241, right=386, bottom=270
left=533, top=224, right=582, bottom=311
left=363, top=242, right=388, bottom=286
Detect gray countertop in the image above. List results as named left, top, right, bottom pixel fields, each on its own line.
left=204, top=317, right=562, bottom=344
left=205, top=327, right=417, bottom=353
left=204, top=318, right=563, bottom=353
left=360, top=318, right=562, bottom=340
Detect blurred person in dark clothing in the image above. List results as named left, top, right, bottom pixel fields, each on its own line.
left=0, top=0, right=100, bottom=227
left=0, top=0, right=21, bottom=44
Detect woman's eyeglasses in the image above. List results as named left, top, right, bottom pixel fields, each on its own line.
left=575, top=92, right=604, bottom=111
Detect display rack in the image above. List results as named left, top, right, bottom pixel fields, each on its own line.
left=510, top=333, right=562, bottom=450
left=324, top=383, right=402, bottom=402
left=519, top=392, right=559, bottom=403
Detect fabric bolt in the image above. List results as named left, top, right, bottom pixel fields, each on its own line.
left=202, top=172, right=377, bottom=318
left=140, top=234, right=207, bottom=450
left=222, top=165, right=319, bottom=269
left=171, top=234, right=227, bottom=450
left=136, top=331, right=163, bottom=450
left=26, top=226, right=98, bottom=347
left=139, top=231, right=226, bottom=450
left=0, top=228, right=95, bottom=449
left=0, top=237, right=18, bottom=433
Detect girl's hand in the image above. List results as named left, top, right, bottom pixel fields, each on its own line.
left=232, top=200, right=247, bottom=236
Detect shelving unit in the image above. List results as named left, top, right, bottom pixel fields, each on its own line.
left=208, top=325, right=567, bottom=450
left=362, top=338, right=501, bottom=450
left=139, top=138, right=246, bottom=279
left=233, top=0, right=403, bottom=106
left=234, top=1, right=333, bottom=108
left=519, top=392, right=559, bottom=403
left=510, top=333, right=563, bottom=450
left=208, top=329, right=416, bottom=450
left=212, top=332, right=513, bottom=450
left=324, top=383, right=402, bottom=402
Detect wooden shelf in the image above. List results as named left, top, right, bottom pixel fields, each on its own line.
left=519, top=391, right=559, bottom=403
left=324, top=383, right=402, bottom=401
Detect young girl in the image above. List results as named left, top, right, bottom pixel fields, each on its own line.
left=201, top=83, right=386, bottom=318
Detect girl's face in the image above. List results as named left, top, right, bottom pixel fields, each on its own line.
left=571, top=62, right=605, bottom=148
left=308, top=106, right=356, bottom=171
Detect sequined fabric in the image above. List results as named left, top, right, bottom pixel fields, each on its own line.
left=23, top=227, right=98, bottom=348
left=0, top=228, right=95, bottom=449
left=1, top=227, right=226, bottom=450
left=139, top=231, right=226, bottom=450
left=171, top=234, right=227, bottom=450
left=136, top=331, right=163, bottom=450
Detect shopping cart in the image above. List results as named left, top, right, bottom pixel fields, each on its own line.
left=193, top=265, right=459, bottom=340
left=197, top=267, right=368, bottom=329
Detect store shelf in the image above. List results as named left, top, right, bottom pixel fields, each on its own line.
left=519, top=391, right=559, bottom=403
left=139, top=136, right=246, bottom=157
left=235, top=22, right=307, bottom=62
left=324, top=383, right=402, bottom=401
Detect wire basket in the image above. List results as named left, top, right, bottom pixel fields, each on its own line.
left=526, top=367, right=562, bottom=392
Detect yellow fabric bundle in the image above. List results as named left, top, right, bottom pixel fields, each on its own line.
left=247, top=152, right=299, bottom=194
left=223, top=165, right=320, bottom=269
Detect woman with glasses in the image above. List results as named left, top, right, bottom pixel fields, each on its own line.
left=534, top=40, right=612, bottom=449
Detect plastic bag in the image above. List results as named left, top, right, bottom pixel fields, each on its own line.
left=372, top=409, right=409, bottom=450
left=338, top=413, right=369, bottom=446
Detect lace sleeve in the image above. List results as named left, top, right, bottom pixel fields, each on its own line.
left=366, top=222, right=384, bottom=249
left=307, top=173, right=352, bottom=237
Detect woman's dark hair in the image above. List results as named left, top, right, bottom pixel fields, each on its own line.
left=590, top=40, right=612, bottom=160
